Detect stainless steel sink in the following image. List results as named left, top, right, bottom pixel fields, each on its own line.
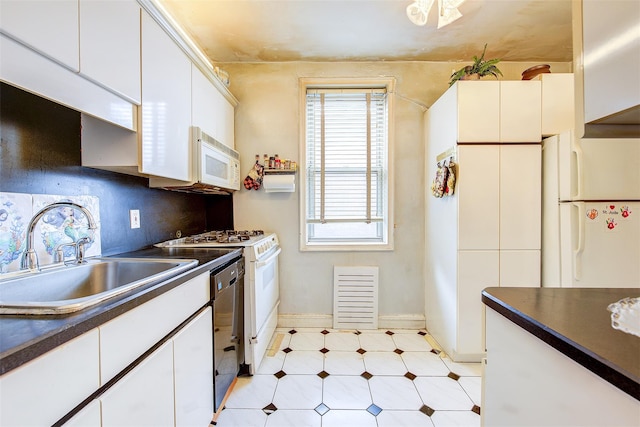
left=0, top=258, right=198, bottom=315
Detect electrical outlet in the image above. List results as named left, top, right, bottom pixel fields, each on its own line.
left=129, top=209, right=140, bottom=229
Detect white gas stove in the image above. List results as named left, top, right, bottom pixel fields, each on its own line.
left=156, top=230, right=280, bottom=374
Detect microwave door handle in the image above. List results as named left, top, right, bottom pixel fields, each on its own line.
left=256, top=248, right=282, bottom=268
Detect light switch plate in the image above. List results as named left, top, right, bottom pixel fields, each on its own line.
left=129, top=209, right=140, bottom=229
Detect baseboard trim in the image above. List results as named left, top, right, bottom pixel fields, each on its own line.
left=277, top=314, right=426, bottom=330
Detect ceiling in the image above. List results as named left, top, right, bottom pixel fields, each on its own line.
left=157, top=0, right=574, bottom=64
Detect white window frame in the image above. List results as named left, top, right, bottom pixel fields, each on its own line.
left=299, top=77, right=395, bottom=251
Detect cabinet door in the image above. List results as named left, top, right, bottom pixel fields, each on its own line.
left=99, top=273, right=208, bottom=384
left=500, top=81, right=541, bottom=143
left=140, top=10, right=191, bottom=180
left=500, top=250, right=540, bottom=287
left=499, top=144, right=541, bottom=250
left=217, top=91, right=235, bottom=148
left=457, top=81, right=500, bottom=142
left=0, top=330, right=99, bottom=426
left=64, top=400, right=101, bottom=427
left=458, top=145, right=500, bottom=250
left=192, top=66, right=236, bottom=148
left=537, top=73, right=574, bottom=136
left=100, top=341, right=174, bottom=427
left=0, top=0, right=79, bottom=71
left=79, top=0, right=141, bottom=104
left=457, top=250, right=499, bottom=356
left=173, top=307, right=214, bottom=426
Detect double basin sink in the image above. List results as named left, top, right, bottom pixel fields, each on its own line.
left=0, top=257, right=197, bottom=315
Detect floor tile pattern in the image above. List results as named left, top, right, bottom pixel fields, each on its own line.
left=215, top=328, right=482, bottom=427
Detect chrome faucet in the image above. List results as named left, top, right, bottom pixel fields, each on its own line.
left=21, top=202, right=98, bottom=270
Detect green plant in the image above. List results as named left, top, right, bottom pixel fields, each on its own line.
left=448, top=44, right=503, bottom=86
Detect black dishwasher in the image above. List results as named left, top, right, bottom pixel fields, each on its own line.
left=212, top=257, right=244, bottom=412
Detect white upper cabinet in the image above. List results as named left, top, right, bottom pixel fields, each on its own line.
left=0, top=0, right=79, bottom=71
left=536, top=73, right=575, bottom=136
left=139, top=10, right=192, bottom=180
left=452, top=81, right=542, bottom=143
left=79, top=0, right=141, bottom=104
left=500, top=81, right=542, bottom=142
left=192, top=66, right=235, bottom=148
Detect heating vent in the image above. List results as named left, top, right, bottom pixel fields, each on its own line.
left=333, top=266, right=379, bottom=330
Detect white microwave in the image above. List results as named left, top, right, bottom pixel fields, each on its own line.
left=149, top=127, right=241, bottom=194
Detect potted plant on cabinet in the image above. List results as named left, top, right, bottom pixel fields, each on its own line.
left=448, top=44, right=503, bottom=86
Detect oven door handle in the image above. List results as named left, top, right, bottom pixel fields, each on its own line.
left=256, top=248, right=281, bottom=268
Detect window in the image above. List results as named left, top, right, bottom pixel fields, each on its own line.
left=299, top=78, right=394, bottom=250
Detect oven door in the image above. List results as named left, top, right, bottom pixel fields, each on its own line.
left=246, top=246, right=281, bottom=374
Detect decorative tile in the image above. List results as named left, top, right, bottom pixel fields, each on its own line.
left=0, top=192, right=32, bottom=273
left=321, top=329, right=330, bottom=335
left=472, top=405, right=481, bottom=415
left=357, top=348, right=367, bottom=355
left=404, top=372, right=417, bottom=381
left=323, top=375, right=372, bottom=410
left=262, top=403, right=278, bottom=415
left=366, top=404, right=382, bottom=416
left=385, top=331, right=394, bottom=336
left=289, top=329, right=297, bottom=334
left=274, top=370, right=287, bottom=379
left=448, top=372, right=461, bottom=381
left=354, top=330, right=362, bottom=335
left=430, top=349, right=441, bottom=355
left=320, top=348, right=330, bottom=354
left=317, top=370, right=330, bottom=379
left=418, top=331, right=427, bottom=336
left=361, top=371, right=373, bottom=380
left=419, top=404, right=435, bottom=417
left=283, top=347, right=293, bottom=354
left=314, top=403, right=330, bottom=416
left=393, top=348, right=404, bottom=355
left=32, top=194, right=102, bottom=266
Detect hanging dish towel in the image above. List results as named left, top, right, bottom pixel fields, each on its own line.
left=445, top=160, right=456, bottom=196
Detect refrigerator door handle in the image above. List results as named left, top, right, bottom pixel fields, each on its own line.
left=572, top=202, right=586, bottom=281
left=571, top=138, right=584, bottom=201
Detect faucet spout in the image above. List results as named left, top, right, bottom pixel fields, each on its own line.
left=21, top=202, right=98, bottom=270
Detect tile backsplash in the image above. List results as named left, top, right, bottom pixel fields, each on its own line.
left=0, top=192, right=102, bottom=273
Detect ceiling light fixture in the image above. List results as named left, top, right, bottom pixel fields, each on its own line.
left=406, top=0, right=466, bottom=28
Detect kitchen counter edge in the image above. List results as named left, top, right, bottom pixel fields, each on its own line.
left=481, top=287, right=640, bottom=401
left=0, top=247, right=243, bottom=376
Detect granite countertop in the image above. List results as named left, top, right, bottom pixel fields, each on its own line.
left=0, top=247, right=243, bottom=376
left=482, top=287, right=640, bottom=400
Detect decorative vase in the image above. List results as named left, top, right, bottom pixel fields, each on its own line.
left=460, top=73, right=480, bottom=81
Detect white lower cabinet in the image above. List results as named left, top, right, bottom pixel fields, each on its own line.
left=100, top=341, right=175, bottom=427
left=173, top=307, right=214, bottom=426
left=64, top=400, right=101, bottom=426
left=0, top=329, right=100, bottom=426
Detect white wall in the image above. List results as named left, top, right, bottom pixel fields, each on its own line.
left=223, top=61, right=571, bottom=328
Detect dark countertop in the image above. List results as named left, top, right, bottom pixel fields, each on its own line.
left=0, top=247, right=243, bottom=376
left=482, top=287, right=640, bottom=400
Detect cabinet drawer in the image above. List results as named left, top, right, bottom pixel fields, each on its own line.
left=0, top=329, right=100, bottom=426
left=99, top=273, right=208, bottom=384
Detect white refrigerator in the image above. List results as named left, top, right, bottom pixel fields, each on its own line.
left=542, top=131, right=640, bottom=287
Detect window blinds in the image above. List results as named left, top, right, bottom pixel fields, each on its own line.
left=305, top=88, right=388, bottom=224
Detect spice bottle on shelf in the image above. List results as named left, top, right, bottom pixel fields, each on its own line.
left=263, top=154, right=268, bottom=166
left=275, top=154, right=281, bottom=169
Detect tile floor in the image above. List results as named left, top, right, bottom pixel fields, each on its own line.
left=214, top=328, right=482, bottom=427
